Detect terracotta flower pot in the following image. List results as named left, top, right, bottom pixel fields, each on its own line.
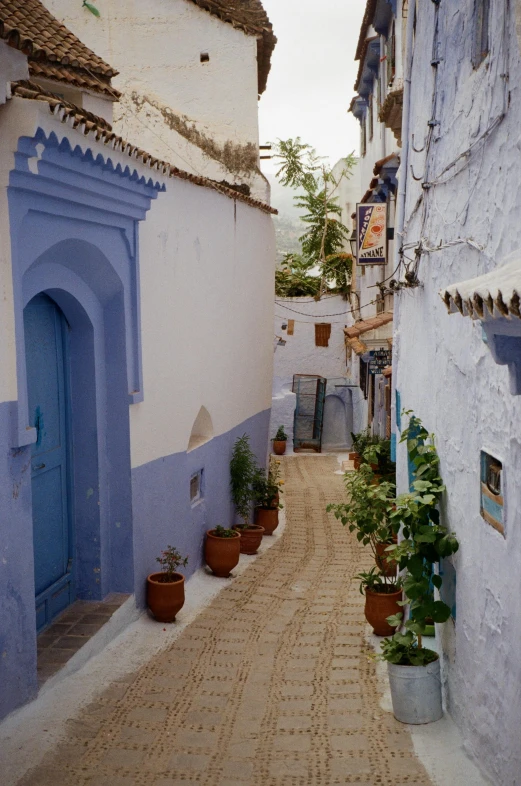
left=233, top=524, right=265, bottom=554
left=375, top=540, right=398, bottom=577
left=273, top=440, right=287, bottom=455
left=351, top=453, right=361, bottom=470
left=205, top=529, right=241, bottom=577
left=365, top=587, right=403, bottom=636
left=255, top=507, right=279, bottom=535
left=146, top=572, right=185, bottom=623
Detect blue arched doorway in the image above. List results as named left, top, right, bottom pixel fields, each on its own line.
left=24, top=294, right=74, bottom=631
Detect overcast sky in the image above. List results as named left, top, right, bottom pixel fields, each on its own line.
left=258, top=0, right=367, bottom=174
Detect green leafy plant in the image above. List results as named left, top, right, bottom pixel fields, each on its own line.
left=327, top=464, right=397, bottom=559
left=213, top=525, right=238, bottom=539
left=380, top=413, right=459, bottom=664
left=273, top=138, right=355, bottom=299
left=252, top=464, right=283, bottom=510
left=355, top=566, right=401, bottom=595
left=350, top=428, right=375, bottom=457
left=230, top=434, right=259, bottom=525
left=274, top=426, right=288, bottom=441
left=362, top=437, right=395, bottom=478
left=156, top=546, right=188, bottom=582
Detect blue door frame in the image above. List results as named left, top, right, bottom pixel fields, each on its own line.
left=24, top=294, right=75, bottom=632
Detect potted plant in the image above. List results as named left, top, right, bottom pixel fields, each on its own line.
left=349, top=429, right=370, bottom=469
left=356, top=567, right=402, bottom=636
left=205, top=525, right=241, bottom=577
left=253, top=464, right=283, bottom=535
left=327, top=463, right=397, bottom=572
left=273, top=425, right=288, bottom=455
left=146, top=546, right=188, bottom=623
left=230, top=434, right=264, bottom=553
left=379, top=414, right=459, bottom=724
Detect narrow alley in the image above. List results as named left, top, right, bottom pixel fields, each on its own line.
left=14, top=456, right=433, bottom=786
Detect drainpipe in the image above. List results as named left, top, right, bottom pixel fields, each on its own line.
left=390, top=0, right=416, bottom=466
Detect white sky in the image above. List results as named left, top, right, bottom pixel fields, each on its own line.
left=258, top=0, right=367, bottom=174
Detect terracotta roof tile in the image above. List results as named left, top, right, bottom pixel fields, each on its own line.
left=28, top=60, right=121, bottom=98
left=346, top=336, right=368, bottom=355
left=0, top=0, right=116, bottom=76
left=187, top=0, right=276, bottom=94
left=12, top=80, right=276, bottom=215
left=355, top=0, right=377, bottom=61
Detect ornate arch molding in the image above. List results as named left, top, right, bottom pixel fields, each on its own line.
left=9, top=127, right=163, bottom=446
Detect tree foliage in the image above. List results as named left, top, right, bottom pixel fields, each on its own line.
left=273, top=138, right=356, bottom=299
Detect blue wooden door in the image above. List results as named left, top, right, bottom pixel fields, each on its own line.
left=24, top=294, right=74, bottom=632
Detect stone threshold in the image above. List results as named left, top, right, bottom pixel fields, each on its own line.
left=37, top=593, right=132, bottom=687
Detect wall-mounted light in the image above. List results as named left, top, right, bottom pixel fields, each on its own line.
left=276, top=336, right=287, bottom=346
left=349, top=228, right=357, bottom=260
left=281, top=322, right=288, bottom=330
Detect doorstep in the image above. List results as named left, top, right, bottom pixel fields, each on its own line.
left=37, top=593, right=131, bottom=687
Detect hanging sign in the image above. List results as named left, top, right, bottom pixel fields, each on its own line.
left=368, top=348, right=392, bottom=375
left=356, top=203, right=387, bottom=265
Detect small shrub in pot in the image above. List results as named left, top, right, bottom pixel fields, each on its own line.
left=205, top=526, right=241, bottom=577
left=146, top=546, right=188, bottom=623
left=273, top=425, right=288, bottom=455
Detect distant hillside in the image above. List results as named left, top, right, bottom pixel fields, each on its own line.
left=267, top=175, right=305, bottom=265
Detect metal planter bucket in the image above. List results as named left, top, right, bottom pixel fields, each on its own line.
left=388, top=656, right=443, bottom=724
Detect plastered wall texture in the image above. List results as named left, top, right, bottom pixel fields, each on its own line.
left=271, top=297, right=355, bottom=450
left=396, top=2, right=521, bottom=783
left=42, top=0, right=265, bottom=195
left=0, top=89, right=275, bottom=719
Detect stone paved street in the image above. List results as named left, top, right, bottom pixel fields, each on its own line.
left=18, top=456, right=432, bottom=786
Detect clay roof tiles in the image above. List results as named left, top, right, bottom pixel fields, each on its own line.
left=0, top=0, right=116, bottom=74
left=187, top=0, right=276, bottom=94
left=12, top=80, right=276, bottom=215
left=0, top=0, right=119, bottom=96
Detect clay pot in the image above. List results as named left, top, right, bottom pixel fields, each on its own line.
left=255, top=507, right=279, bottom=535
left=365, top=587, right=403, bottom=636
left=205, top=529, right=241, bottom=577
left=350, top=452, right=361, bottom=470
left=273, top=440, right=287, bottom=455
left=375, top=541, right=398, bottom=577
left=233, top=524, right=265, bottom=554
left=146, top=572, right=185, bottom=623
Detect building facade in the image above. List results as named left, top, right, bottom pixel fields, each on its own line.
left=42, top=0, right=275, bottom=200
left=0, top=0, right=275, bottom=721
left=348, top=0, right=406, bottom=438
left=395, top=0, right=521, bottom=782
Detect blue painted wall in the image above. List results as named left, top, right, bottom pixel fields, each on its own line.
left=131, top=408, right=271, bottom=607
left=0, top=401, right=38, bottom=717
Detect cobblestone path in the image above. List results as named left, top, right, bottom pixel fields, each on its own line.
left=19, top=455, right=432, bottom=786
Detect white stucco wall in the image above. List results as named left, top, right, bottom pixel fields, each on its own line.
left=0, top=41, right=29, bottom=105
left=396, top=2, right=521, bottom=783
left=132, top=180, right=275, bottom=467
left=272, top=296, right=358, bottom=450
left=42, top=0, right=262, bottom=189
left=0, top=99, right=275, bottom=463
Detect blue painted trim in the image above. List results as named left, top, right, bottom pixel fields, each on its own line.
left=9, top=128, right=160, bottom=447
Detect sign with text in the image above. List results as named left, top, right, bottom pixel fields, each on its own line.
left=368, top=349, right=392, bottom=375
left=357, top=203, right=387, bottom=265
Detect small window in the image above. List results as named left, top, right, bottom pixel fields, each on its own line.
left=376, top=293, right=385, bottom=314
left=472, top=0, right=490, bottom=68
left=200, top=52, right=210, bottom=63
left=368, top=94, right=374, bottom=141
left=190, top=470, right=203, bottom=504
left=480, top=451, right=504, bottom=535
left=361, top=117, right=367, bottom=157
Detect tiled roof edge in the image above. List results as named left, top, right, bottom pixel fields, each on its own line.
left=12, top=81, right=277, bottom=215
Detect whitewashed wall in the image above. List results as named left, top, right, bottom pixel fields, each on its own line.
left=271, top=296, right=358, bottom=450
left=42, top=0, right=266, bottom=197
left=396, top=2, right=521, bottom=783
left=132, top=180, right=275, bottom=468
